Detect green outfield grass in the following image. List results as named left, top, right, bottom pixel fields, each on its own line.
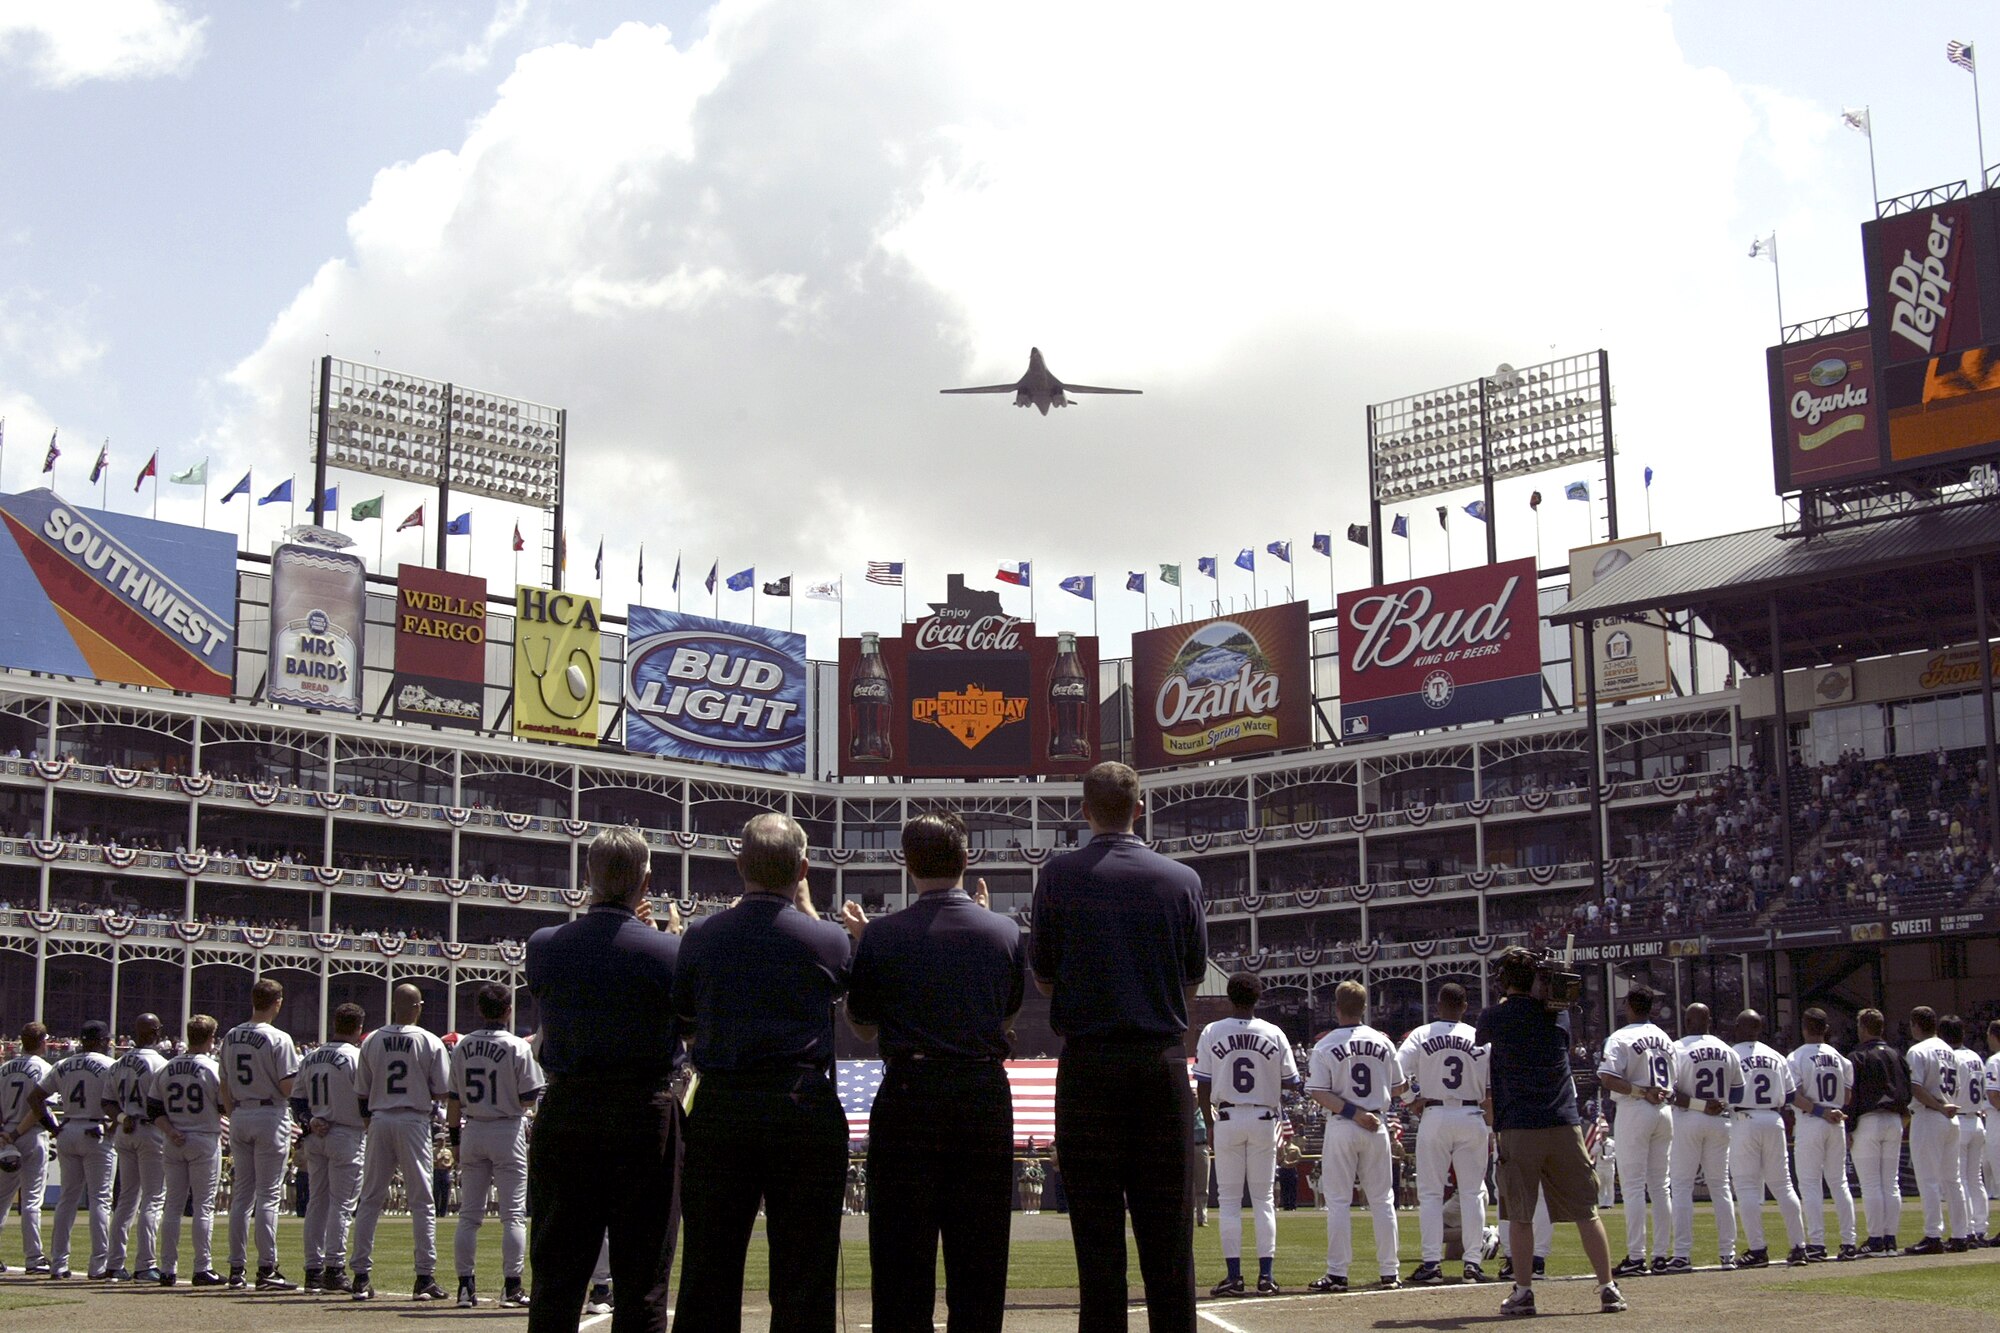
left=1775, top=1264, right=2000, bottom=1313
left=0, top=1201, right=1842, bottom=1295
left=0, top=1290, right=81, bottom=1310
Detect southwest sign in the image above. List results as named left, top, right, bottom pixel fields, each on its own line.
left=0, top=490, right=235, bottom=695
left=1337, top=557, right=1543, bottom=738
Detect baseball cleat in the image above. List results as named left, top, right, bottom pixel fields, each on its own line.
left=1482, top=1226, right=1502, bottom=1260
left=1661, top=1257, right=1691, bottom=1274
left=157, top=1271, right=177, bottom=1286
left=1600, top=1281, right=1628, bottom=1313
left=413, top=1276, right=448, bottom=1301
left=1736, top=1249, right=1769, bottom=1268
left=1407, top=1261, right=1446, bottom=1286
left=107, top=1268, right=131, bottom=1281
left=322, top=1268, right=352, bottom=1294
left=1610, top=1257, right=1647, bottom=1279
left=49, top=1269, right=71, bottom=1280
left=1500, top=1285, right=1536, bottom=1317
left=1649, top=1256, right=1669, bottom=1274
left=350, top=1272, right=375, bottom=1301
left=1255, top=1276, right=1280, bottom=1296
left=501, top=1279, right=530, bottom=1307
left=1497, top=1258, right=1514, bottom=1282
left=258, top=1267, right=297, bottom=1291
left=134, top=1266, right=160, bottom=1283
left=457, top=1278, right=477, bottom=1308
left=1378, top=1275, right=1402, bottom=1290
left=1805, top=1245, right=1828, bottom=1262
left=1836, top=1244, right=1859, bottom=1261
left=24, top=1262, right=51, bottom=1276
left=227, top=1267, right=246, bottom=1289
left=1786, top=1246, right=1808, bottom=1266
left=1208, top=1275, right=1245, bottom=1297
left=585, top=1283, right=614, bottom=1315
left=192, top=1270, right=223, bottom=1286
left=1945, top=1238, right=1969, bottom=1253
left=1717, top=1254, right=1737, bottom=1270
left=302, top=1268, right=323, bottom=1292
left=1904, top=1236, right=1945, bottom=1256
left=1306, top=1273, right=1347, bottom=1294
left=1463, top=1261, right=1493, bottom=1283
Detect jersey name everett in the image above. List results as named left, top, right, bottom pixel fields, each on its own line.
left=1599, top=1022, right=1676, bottom=1101
left=0, top=1054, right=51, bottom=1132
left=1731, top=1041, right=1797, bottom=1111
left=107, top=1046, right=169, bottom=1119
left=1398, top=1020, right=1489, bottom=1104
left=1309, top=1024, right=1401, bottom=1113
left=1674, top=1034, right=1742, bottom=1106
left=219, top=1020, right=300, bottom=1103
left=42, top=1051, right=115, bottom=1123
left=355, top=1023, right=449, bottom=1114
left=1193, top=1016, right=1297, bottom=1109
left=1787, top=1042, right=1853, bottom=1111
left=147, top=1053, right=223, bottom=1133
left=1907, top=1035, right=1959, bottom=1105
left=450, top=1028, right=547, bottom=1120
left=297, top=1041, right=364, bottom=1126
left=1953, top=1048, right=1986, bottom=1121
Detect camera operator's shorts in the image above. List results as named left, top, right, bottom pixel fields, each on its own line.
left=1495, top=1125, right=1598, bottom=1224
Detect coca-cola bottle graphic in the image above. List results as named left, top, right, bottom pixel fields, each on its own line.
left=1048, top=631, right=1091, bottom=761
left=849, top=631, right=894, bottom=762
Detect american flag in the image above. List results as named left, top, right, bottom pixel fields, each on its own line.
left=866, top=561, right=904, bottom=586
left=1949, top=40, right=1976, bottom=73
left=837, top=1059, right=1204, bottom=1146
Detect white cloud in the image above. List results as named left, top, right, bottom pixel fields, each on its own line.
left=0, top=0, right=205, bottom=88
left=205, top=1, right=1867, bottom=653
left=0, top=291, right=106, bottom=380
left=433, top=0, right=533, bottom=73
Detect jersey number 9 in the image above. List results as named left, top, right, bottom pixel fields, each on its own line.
left=1350, top=1065, right=1372, bottom=1101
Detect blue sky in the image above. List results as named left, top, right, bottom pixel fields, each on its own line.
left=1, top=1, right=1994, bottom=656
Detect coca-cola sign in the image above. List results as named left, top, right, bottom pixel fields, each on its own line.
left=911, top=610, right=1025, bottom=652
left=1336, top=558, right=1543, bottom=739
left=1131, top=603, right=1310, bottom=770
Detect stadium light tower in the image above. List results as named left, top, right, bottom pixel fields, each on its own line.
left=1364, top=349, right=1618, bottom=581
left=309, top=356, right=567, bottom=583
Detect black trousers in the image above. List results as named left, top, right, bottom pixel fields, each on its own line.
left=526, top=1083, right=680, bottom=1333
left=867, top=1060, right=1013, bottom=1333
left=675, top=1066, right=848, bottom=1333
left=1055, top=1043, right=1196, bottom=1333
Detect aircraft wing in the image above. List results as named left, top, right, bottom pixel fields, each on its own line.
left=940, top=383, right=1023, bottom=394
left=1060, top=384, right=1142, bottom=394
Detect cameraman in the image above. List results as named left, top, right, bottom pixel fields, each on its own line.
left=1474, top=948, right=1624, bottom=1317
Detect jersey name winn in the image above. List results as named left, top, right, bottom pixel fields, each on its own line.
left=356, top=1024, right=448, bottom=1114
left=1193, top=1017, right=1297, bottom=1109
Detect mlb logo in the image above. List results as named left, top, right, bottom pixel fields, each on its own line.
left=1343, top=715, right=1371, bottom=737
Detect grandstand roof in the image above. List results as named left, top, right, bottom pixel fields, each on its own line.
left=1550, top=505, right=2000, bottom=676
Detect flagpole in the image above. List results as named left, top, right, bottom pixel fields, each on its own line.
left=1326, top=545, right=1335, bottom=610
left=201, top=469, right=209, bottom=529
left=789, top=574, right=795, bottom=632
left=1092, top=586, right=1098, bottom=640
left=838, top=576, right=845, bottom=640
left=151, top=472, right=158, bottom=521
left=1859, top=107, right=1879, bottom=204
left=242, top=491, right=251, bottom=555
left=1975, top=54, right=1990, bottom=188
left=902, top=558, right=908, bottom=627
left=100, top=446, right=108, bottom=509
left=377, top=515, right=384, bottom=574
left=1212, top=556, right=1219, bottom=615
left=1533, top=507, right=1543, bottom=570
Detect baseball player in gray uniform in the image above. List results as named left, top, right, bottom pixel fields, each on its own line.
left=0, top=1021, right=55, bottom=1274
left=1193, top=971, right=1301, bottom=1297
left=449, top=982, right=545, bottom=1309
left=293, top=1002, right=368, bottom=1293
left=146, top=1015, right=227, bottom=1286
left=1397, top=982, right=1493, bottom=1286
left=105, top=1013, right=170, bottom=1281
left=349, top=983, right=451, bottom=1302
left=219, top=977, right=301, bottom=1289
left=27, top=1019, right=117, bottom=1279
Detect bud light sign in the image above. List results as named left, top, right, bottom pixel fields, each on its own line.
left=623, top=607, right=807, bottom=774
left=1336, top=557, right=1542, bottom=738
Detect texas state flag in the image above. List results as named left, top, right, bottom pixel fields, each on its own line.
left=995, top=561, right=1031, bottom=587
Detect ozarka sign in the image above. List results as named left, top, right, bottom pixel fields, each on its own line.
left=1336, top=557, right=1543, bottom=738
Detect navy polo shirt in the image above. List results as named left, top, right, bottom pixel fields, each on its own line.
left=847, top=888, right=1027, bottom=1061
left=673, top=893, right=852, bottom=1072
left=1474, top=994, right=1580, bottom=1130
left=526, top=902, right=681, bottom=1085
left=1031, top=832, right=1207, bottom=1042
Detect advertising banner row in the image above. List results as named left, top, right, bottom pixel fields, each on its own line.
left=0, top=494, right=1658, bottom=775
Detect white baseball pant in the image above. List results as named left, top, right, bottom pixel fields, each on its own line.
left=301, top=1124, right=364, bottom=1273
left=108, top=1120, right=166, bottom=1274
left=1501, top=1187, right=1552, bottom=1261
left=1614, top=1102, right=1673, bottom=1261
left=454, top=1116, right=529, bottom=1280
left=1849, top=1110, right=1904, bottom=1240
left=1729, top=1112, right=1803, bottom=1254
left=1416, top=1108, right=1487, bottom=1264
left=1596, top=1151, right=1616, bottom=1207
left=159, top=1131, right=221, bottom=1277
left=350, top=1110, right=437, bottom=1278
left=1791, top=1114, right=1855, bottom=1249
left=1670, top=1112, right=1734, bottom=1261
left=1320, top=1117, right=1398, bottom=1279
left=1958, top=1116, right=1986, bottom=1237
left=49, top=1119, right=114, bottom=1276
left=225, top=1104, right=288, bottom=1273
left=1909, top=1106, right=1965, bottom=1241
left=0, top=1127, right=49, bottom=1266
left=1984, top=1114, right=2000, bottom=1233
left=1210, top=1107, right=1280, bottom=1261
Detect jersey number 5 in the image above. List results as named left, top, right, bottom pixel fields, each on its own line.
left=463, top=1066, right=493, bottom=1105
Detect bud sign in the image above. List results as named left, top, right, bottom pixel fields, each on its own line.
left=624, top=607, right=808, bottom=773
left=1336, top=558, right=1542, bottom=738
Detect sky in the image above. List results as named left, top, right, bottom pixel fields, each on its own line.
left=0, top=0, right=1993, bottom=660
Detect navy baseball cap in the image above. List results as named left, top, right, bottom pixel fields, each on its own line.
left=80, top=1020, right=110, bottom=1044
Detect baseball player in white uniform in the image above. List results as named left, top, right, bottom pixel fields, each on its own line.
left=1983, top=1020, right=2000, bottom=1240
left=1668, top=1003, right=1740, bottom=1270
left=1787, top=1008, right=1856, bottom=1261
left=1193, top=971, right=1300, bottom=1297
left=27, top=1019, right=117, bottom=1278
left=1945, top=1016, right=1987, bottom=1248
left=293, top=1002, right=368, bottom=1292
left=219, top=977, right=300, bottom=1289
left=1903, top=1005, right=1966, bottom=1253
left=146, top=1015, right=226, bottom=1285
left=450, top=982, right=545, bottom=1309
left=0, top=1021, right=55, bottom=1274
left=105, top=1013, right=170, bottom=1281
left=1728, top=1009, right=1806, bottom=1267
left=1306, top=980, right=1405, bottom=1293
left=1598, top=987, right=1676, bottom=1277
left=1397, top=981, right=1492, bottom=1286
left=1593, top=1119, right=1616, bottom=1208
left=349, top=982, right=451, bottom=1302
